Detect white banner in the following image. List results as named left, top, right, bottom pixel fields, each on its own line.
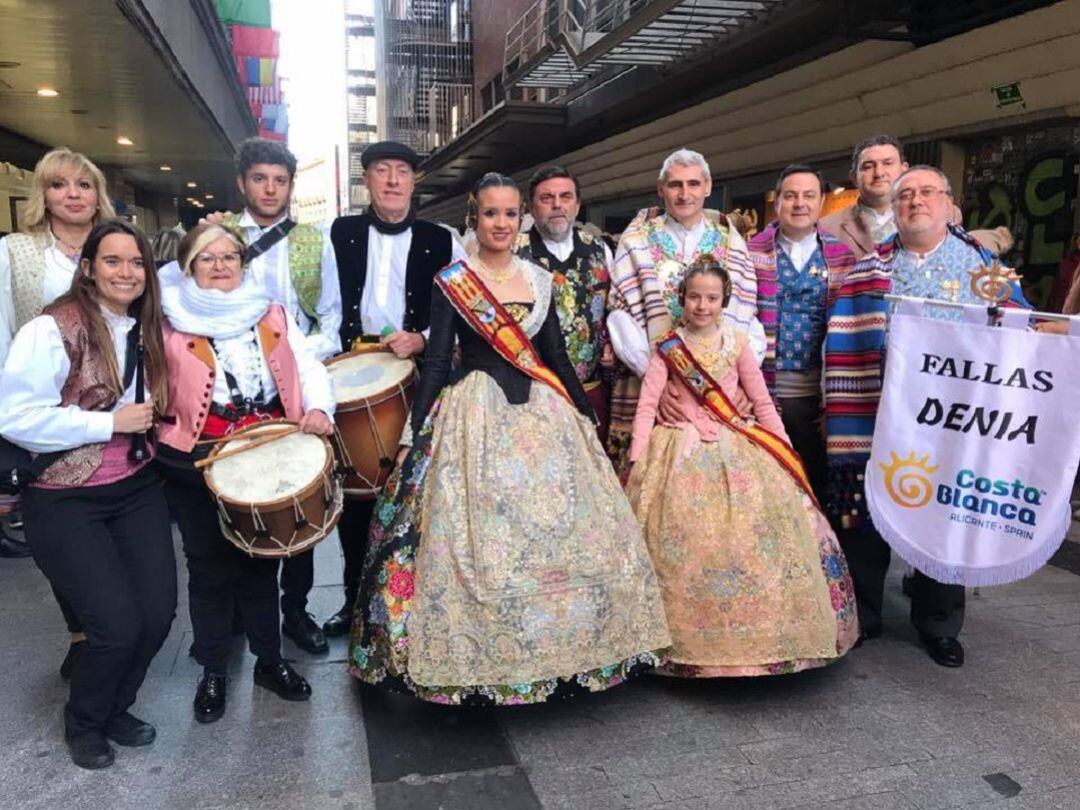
left=866, top=308, right=1080, bottom=587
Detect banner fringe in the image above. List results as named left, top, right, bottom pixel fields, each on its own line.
left=866, top=477, right=1072, bottom=588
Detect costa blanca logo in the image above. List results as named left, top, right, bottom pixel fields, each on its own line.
left=878, top=451, right=939, bottom=508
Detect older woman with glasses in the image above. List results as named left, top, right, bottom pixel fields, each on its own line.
left=156, top=223, right=335, bottom=724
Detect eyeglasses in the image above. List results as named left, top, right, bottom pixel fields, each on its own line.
left=897, top=187, right=951, bottom=204
left=194, top=252, right=242, bottom=268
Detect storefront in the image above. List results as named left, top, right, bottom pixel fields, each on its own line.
left=960, top=121, right=1080, bottom=309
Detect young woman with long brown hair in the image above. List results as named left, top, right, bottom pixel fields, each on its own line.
left=0, top=219, right=175, bottom=770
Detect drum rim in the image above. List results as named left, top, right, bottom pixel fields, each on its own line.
left=324, top=349, right=417, bottom=407
left=332, top=373, right=417, bottom=412
left=204, top=422, right=336, bottom=509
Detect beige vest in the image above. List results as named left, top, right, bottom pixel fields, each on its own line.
left=6, top=232, right=51, bottom=329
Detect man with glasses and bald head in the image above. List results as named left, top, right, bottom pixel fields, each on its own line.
left=821, top=165, right=1031, bottom=670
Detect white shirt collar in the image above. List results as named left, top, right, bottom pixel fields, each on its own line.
left=238, top=209, right=288, bottom=232
left=664, top=214, right=706, bottom=239
left=541, top=230, right=575, bottom=262
left=857, top=202, right=894, bottom=227
left=776, top=229, right=817, bottom=253
left=99, top=303, right=136, bottom=331
left=901, top=233, right=949, bottom=262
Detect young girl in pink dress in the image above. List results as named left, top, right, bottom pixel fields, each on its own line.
left=627, top=259, right=858, bottom=676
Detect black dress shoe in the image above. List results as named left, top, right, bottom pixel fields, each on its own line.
left=65, top=731, right=115, bottom=770
left=0, top=533, right=31, bottom=558
left=322, top=603, right=353, bottom=637
left=194, top=671, right=228, bottom=724
left=253, top=660, right=311, bottom=701
left=60, top=640, right=85, bottom=681
left=105, top=712, right=156, bottom=746
left=282, top=610, right=328, bottom=654
left=852, top=627, right=881, bottom=649
left=921, top=635, right=964, bottom=667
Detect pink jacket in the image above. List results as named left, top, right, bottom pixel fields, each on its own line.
left=630, top=342, right=789, bottom=462
left=157, top=304, right=305, bottom=453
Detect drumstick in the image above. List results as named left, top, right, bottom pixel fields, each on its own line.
left=194, top=419, right=295, bottom=445
left=194, top=426, right=301, bottom=469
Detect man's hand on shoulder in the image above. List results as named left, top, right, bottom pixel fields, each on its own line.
left=199, top=211, right=232, bottom=227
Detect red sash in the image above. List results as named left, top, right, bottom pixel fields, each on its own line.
left=656, top=330, right=818, bottom=506
left=435, top=261, right=572, bottom=405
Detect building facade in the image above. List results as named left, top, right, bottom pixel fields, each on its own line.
left=346, top=0, right=378, bottom=211
left=418, top=0, right=1078, bottom=307
left=373, top=0, right=474, bottom=157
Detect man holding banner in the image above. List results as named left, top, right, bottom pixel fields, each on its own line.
left=823, top=166, right=1035, bottom=668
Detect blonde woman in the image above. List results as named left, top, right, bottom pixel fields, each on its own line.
left=1, top=147, right=117, bottom=358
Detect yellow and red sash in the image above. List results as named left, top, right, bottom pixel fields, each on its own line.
left=435, top=261, right=572, bottom=405
left=656, top=330, right=818, bottom=506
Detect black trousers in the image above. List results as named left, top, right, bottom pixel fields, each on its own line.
left=280, top=549, right=313, bottom=616
left=838, top=522, right=965, bottom=639
left=159, top=462, right=281, bottom=672
left=279, top=498, right=375, bottom=615
left=22, top=469, right=177, bottom=738
left=53, top=587, right=82, bottom=634
left=778, top=394, right=828, bottom=508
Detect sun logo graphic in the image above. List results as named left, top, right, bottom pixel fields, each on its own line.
left=878, top=451, right=940, bottom=508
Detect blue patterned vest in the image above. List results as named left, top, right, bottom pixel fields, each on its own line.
left=775, top=243, right=828, bottom=372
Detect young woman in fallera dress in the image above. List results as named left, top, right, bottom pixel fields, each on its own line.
left=349, top=173, right=670, bottom=704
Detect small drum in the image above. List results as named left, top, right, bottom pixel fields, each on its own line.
left=204, top=422, right=343, bottom=558
left=325, top=348, right=416, bottom=500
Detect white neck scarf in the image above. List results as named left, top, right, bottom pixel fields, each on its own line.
left=161, top=273, right=271, bottom=340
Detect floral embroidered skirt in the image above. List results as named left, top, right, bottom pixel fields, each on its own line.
left=627, top=425, right=859, bottom=677
left=348, top=371, right=671, bottom=705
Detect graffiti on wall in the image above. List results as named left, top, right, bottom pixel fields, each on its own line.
left=963, top=126, right=1080, bottom=309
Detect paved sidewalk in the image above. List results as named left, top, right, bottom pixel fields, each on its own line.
left=3, top=524, right=1080, bottom=809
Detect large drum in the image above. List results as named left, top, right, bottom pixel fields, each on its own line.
left=203, top=422, right=343, bottom=558
left=325, top=348, right=416, bottom=500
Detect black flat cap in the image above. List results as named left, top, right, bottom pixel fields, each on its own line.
left=361, top=141, right=420, bottom=170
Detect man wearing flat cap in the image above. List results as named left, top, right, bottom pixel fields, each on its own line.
left=322, top=141, right=466, bottom=637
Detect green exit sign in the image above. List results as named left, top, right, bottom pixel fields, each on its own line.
left=992, top=82, right=1025, bottom=109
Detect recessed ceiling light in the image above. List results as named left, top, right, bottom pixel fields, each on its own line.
left=37, top=88, right=59, bottom=97
left=186, top=181, right=197, bottom=188
left=116, top=136, right=134, bottom=146
left=204, top=193, right=214, bottom=200
left=160, top=165, right=172, bottom=172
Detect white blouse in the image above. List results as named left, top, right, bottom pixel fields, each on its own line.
left=206, top=310, right=337, bottom=417
left=0, top=233, right=79, bottom=365
left=0, top=306, right=138, bottom=452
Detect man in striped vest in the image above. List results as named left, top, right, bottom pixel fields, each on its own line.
left=748, top=164, right=858, bottom=506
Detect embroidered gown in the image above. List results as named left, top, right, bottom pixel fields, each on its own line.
left=349, top=261, right=670, bottom=704
left=626, top=324, right=858, bottom=677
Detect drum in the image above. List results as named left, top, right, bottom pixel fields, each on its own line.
left=325, top=348, right=416, bottom=500
left=203, top=422, right=343, bottom=558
